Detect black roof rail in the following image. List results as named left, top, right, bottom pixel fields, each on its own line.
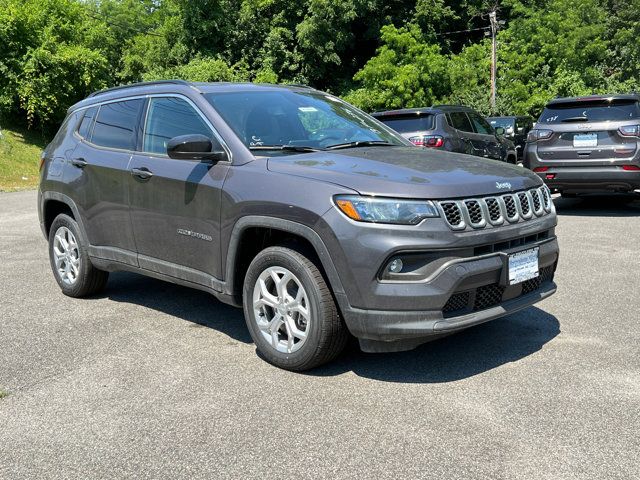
left=88, top=79, right=194, bottom=98
left=431, top=104, right=469, bottom=109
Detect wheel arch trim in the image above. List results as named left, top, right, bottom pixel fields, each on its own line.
left=40, top=191, right=88, bottom=243
left=224, top=216, right=346, bottom=299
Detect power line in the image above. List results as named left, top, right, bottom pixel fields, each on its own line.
left=435, top=26, right=490, bottom=36
left=86, top=13, right=164, bottom=38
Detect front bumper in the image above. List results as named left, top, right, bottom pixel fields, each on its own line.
left=535, top=166, right=640, bottom=193
left=317, top=206, right=559, bottom=352
left=340, top=281, right=556, bottom=352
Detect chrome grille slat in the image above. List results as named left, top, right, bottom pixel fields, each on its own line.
left=438, top=187, right=552, bottom=231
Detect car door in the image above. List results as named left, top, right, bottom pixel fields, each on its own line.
left=66, top=99, right=144, bottom=265
left=128, top=95, right=231, bottom=284
left=446, top=112, right=476, bottom=155
left=467, top=111, right=501, bottom=160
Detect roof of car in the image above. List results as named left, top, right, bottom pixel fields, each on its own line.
left=487, top=116, right=530, bottom=120
left=68, top=80, right=319, bottom=112
left=371, top=105, right=475, bottom=117
left=546, top=93, right=640, bottom=106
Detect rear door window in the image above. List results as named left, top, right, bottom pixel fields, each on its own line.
left=539, top=99, right=640, bottom=123
left=447, top=112, right=474, bottom=132
left=468, top=113, right=493, bottom=135
left=142, top=97, right=213, bottom=155
left=91, top=99, right=144, bottom=150
left=377, top=115, right=435, bottom=133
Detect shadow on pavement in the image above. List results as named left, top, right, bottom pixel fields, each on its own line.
left=554, top=194, right=640, bottom=217
left=309, top=306, right=559, bottom=383
left=99, top=271, right=251, bottom=344
left=96, top=273, right=559, bottom=383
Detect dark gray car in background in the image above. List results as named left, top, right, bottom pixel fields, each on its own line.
left=39, top=81, right=558, bottom=370
left=488, top=115, right=534, bottom=161
left=524, top=94, right=640, bottom=196
left=372, top=105, right=518, bottom=163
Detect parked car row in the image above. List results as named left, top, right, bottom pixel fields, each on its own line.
left=374, top=94, right=640, bottom=197
left=372, top=105, right=519, bottom=164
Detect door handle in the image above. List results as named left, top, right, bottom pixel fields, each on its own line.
left=71, top=157, right=87, bottom=168
left=131, top=167, right=153, bottom=180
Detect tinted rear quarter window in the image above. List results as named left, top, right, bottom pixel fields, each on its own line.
left=447, top=112, right=473, bottom=132
left=77, top=106, right=98, bottom=139
left=539, top=99, right=640, bottom=123
left=376, top=115, right=435, bottom=133
left=91, top=99, right=144, bottom=150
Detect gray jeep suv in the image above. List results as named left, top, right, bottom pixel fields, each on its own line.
left=524, top=94, right=640, bottom=195
left=39, top=81, right=559, bottom=370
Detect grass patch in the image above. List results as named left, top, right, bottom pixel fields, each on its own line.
left=0, top=389, right=8, bottom=399
left=0, top=125, right=49, bottom=192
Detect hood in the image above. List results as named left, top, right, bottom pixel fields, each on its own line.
left=267, top=146, right=541, bottom=199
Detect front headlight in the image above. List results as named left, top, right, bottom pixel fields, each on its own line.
left=334, top=195, right=440, bottom=225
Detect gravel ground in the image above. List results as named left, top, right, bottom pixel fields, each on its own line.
left=0, top=190, right=639, bottom=479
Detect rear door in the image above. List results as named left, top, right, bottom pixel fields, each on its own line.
left=446, top=112, right=475, bottom=155
left=128, top=95, right=231, bottom=283
left=66, top=98, right=144, bottom=264
left=534, top=99, right=640, bottom=166
left=467, top=111, right=502, bottom=160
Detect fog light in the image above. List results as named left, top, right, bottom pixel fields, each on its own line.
left=388, top=258, right=403, bottom=273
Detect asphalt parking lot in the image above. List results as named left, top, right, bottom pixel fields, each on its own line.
left=0, top=189, right=639, bottom=479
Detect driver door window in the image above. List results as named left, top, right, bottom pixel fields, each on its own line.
left=143, top=97, right=213, bottom=155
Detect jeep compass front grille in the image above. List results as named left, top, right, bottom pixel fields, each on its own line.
left=438, top=186, right=552, bottom=231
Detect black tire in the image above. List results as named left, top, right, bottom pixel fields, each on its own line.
left=48, top=214, right=109, bottom=297
left=242, top=246, right=348, bottom=371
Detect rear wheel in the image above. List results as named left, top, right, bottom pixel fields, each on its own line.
left=242, top=246, right=348, bottom=371
left=48, top=214, right=109, bottom=297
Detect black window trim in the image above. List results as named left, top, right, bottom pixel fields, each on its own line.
left=72, top=95, right=146, bottom=154
left=68, top=93, right=232, bottom=163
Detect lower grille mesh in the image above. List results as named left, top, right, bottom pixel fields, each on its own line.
left=442, top=264, right=556, bottom=317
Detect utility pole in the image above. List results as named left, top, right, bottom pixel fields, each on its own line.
left=489, top=10, right=498, bottom=112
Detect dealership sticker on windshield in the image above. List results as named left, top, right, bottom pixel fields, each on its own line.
left=298, top=107, right=318, bottom=112
left=508, top=247, right=539, bottom=285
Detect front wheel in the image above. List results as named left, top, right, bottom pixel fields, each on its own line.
left=242, top=246, right=348, bottom=371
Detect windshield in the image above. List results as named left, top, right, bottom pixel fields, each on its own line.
left=488, top=117, right=515, bottom=132
left=376, top=114, right=435, bottom=133
left=539, top=100, right=640, bottom=123
left=204, top=89, right=407, bottom=152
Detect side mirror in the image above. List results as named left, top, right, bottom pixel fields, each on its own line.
left=167, top=134, right=227, bottom=162
left=495, top=127, right=505, bottom=136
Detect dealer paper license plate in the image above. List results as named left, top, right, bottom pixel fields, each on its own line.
left=508, top=247, right=539, bottom=285
left=573, top=133, right=597, bottom=148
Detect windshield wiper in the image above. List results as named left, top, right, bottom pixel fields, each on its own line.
left=560, top=116, right=589, bottom=122
left=325, top=141, right=398, bottom=150
left=249, top=145, right=323, bottom=153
